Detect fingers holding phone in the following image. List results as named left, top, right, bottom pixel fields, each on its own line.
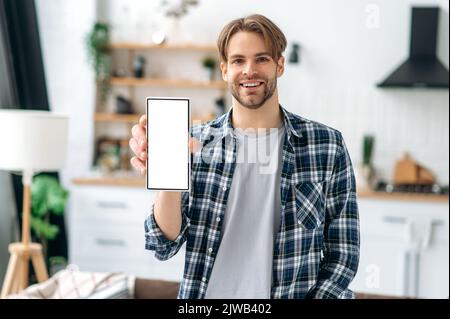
left=129, top=114, right=147, bottom=175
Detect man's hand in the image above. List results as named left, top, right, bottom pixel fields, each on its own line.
left=129, top=114, right=201, bottom=175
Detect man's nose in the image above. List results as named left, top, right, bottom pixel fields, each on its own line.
left=242, top=61, right=257, bottom=77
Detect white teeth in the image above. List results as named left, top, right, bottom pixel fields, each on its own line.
left=242, top=82, right=260, bottom=87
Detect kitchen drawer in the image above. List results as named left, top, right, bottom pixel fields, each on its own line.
left=69, top=185, right=156, bottom=223
left=358, top=201, right=413, bottom=242
left=358, top=199, right=449, bottom=242
left=69, top=220, right=150, bottom=263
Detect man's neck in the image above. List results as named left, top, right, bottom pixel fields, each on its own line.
left=230, top=92, right=283, bottom=130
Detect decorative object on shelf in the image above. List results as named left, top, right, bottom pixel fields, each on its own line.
left=133, top=55, right=146, bottom=78
left=30, top=175, right=69, bottom=268
left=393, top=152, right=436, bottom=185
left=94, top=138, right=122, bottom=173
left=86, top=22, right=112, bottom=107
left=112, top=68, right=127, bottom=77
left=288, top=43, right=300, bottom=64
left=0, top=110, right=68, bottom=298
left=119, top=139, right=131, bottom=171
left=356, top=134, right=376, bottom=189
left=115, top=95, right=134, bottom=114
left=160, top=0, right=199, bottom=43
left=202, top=56, right=217, bottom=81
left=152, top=30, right=166, bottom=45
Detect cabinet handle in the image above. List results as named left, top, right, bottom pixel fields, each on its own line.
left=431, top=219, right=444, bottom=227
left=403, top=251, right=410, bottom=296
left=96, top=201, right=128, bottom=209
left=95, top=238, right=126, bottom=247
left=383, top=216, right=407, bottom=224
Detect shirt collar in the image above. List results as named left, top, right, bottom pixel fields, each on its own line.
left=217, top=104, right=302, bottom=141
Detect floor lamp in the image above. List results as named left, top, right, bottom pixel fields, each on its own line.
left=0, top=110, right=68, bottom=298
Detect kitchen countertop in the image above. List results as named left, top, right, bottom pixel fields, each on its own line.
left=73, top=177, right=449, bottom=204
left=357, top=188, right=449, bottom=203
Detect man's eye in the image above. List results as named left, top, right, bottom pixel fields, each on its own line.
left=232, top=59, right=243, bottom=64
left=257, top=57, right=270, bottom=63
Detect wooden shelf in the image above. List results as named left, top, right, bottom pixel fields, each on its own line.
left=72, top=176, right=146, bottom=187
left=110, top=77, right=226, bottom=89
left=94, top=112, right=217, bottom=124
left=94, top=113, right=139, bottom=123
left=109, top=42, right=218, bottom=52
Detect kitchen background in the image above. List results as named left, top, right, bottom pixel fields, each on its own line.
left=36, top=0, right=449, bottom=187
left=0, top=0, right=448, bottom=299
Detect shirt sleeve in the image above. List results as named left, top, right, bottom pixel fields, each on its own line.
left=306, top=133, right=360, bottom=299
left=144, top=191, right=190, bottom=261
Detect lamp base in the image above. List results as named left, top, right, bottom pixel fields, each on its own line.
left=1, top=242, right=48, bottom=298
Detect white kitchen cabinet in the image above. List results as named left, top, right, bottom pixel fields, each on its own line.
left=67, top=184, right=185, bottom=282
left=352, top=234, right=411, bottom=297
left=349, top=197, right=449, bottom=298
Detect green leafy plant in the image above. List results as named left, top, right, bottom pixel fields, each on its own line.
left=202, top=56, right=216, bottom=81
left=202, top=56, right=216, bottom=69
left=161, top=0, right=199, bottom=18
left=362, top=135, right=375, bottom=166
left=86, top=22, right=111, bottom=106
left=30, top=175, right=69, bottom=261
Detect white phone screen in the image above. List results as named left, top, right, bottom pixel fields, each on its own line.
left=146, top=97, right=190, bottom=191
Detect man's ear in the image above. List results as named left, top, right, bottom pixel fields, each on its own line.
left=220, top=61, right=228, bottom=81
left=276, top=56, right=285, bottom=77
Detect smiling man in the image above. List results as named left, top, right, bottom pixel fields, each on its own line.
left=129, top=14, right=360, bottom=299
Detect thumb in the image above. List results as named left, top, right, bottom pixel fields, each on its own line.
left=189, top=137, right=201, bottom=153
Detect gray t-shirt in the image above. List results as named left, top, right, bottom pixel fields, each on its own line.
left=204, top=124, right=285, bottom=299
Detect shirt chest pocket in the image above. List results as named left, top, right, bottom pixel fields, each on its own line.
left=295, top=182, right=326, bottom=230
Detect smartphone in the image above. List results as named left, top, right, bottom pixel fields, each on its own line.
left=146, top=97, right=190, bottom=191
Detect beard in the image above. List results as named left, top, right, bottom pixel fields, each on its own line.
left=229, top=71, right=277, bottom=110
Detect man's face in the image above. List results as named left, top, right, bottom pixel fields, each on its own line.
left=220, top=31, right=285, bottom=110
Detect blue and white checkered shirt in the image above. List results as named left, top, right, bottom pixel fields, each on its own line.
left=145, top=105, right=360, bottom=299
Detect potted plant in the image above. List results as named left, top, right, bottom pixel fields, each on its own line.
left=30, top=175, right=69, bottom=273
left=160, top=0, right=199, bottom=43
left=86, top=22, right=111, bottom=107
left=202, top=56, right=216, bottom=81
left=360, top=135, right=376, bottom=188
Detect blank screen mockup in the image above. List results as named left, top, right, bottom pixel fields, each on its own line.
left=146, top=98, right=190, bottom=191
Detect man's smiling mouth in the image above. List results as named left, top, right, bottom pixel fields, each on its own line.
left=239, top=81, right=264, bottom=88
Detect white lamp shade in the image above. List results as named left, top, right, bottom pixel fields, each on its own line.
left=0, top=110, right=69, bottom=172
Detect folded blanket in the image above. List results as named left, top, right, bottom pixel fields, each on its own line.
left=5, top=266, right=135, bottom=299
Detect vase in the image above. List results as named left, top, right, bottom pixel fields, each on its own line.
left=166, top=17, right=184, bottom=44
left=356, top=164, right=375, bottom=190
left=206, top=68, right=214, bottom=81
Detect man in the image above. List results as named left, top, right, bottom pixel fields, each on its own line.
left=129, top=14, right=359, bottom=299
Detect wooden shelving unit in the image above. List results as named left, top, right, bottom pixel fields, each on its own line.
left=109, top=42, right=218, bottom=52
left=81, top=41, right=224, bottom=184
left=110, top=77, right=226, bottom=89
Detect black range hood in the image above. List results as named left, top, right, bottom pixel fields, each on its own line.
left=378, top=7, right=449, bottom=88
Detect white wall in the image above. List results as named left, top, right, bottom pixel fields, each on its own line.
left=35, top=0, right=97, bottom=189
left=37, top=0, right=449, bottom=185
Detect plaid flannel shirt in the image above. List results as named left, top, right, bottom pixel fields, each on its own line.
left=145, top=105, right=360, bottom=299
